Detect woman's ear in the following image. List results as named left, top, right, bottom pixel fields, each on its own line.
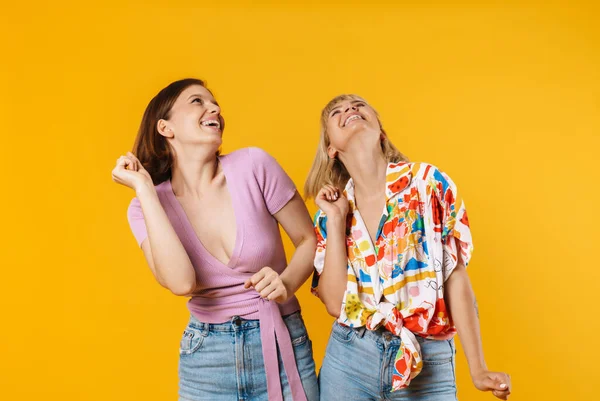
left=157, top=119, right=174, bottom=138
left=327, top=145, right=338, bottom=159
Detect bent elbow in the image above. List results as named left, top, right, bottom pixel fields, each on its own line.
left=169, top=281, right=196, bottom=297
left=325, top=300, right=341, bottom=318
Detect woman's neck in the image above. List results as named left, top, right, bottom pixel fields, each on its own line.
left=340, top=143, right=388, bottom=202
left=170, top=146, right=222, bottom=198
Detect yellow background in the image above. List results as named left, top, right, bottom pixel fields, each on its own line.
left=1, top=1, right=598, bottom=400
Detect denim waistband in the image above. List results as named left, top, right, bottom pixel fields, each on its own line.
left=334, top=321, right=439, bottom=347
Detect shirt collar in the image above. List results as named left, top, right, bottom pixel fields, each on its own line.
left=344, top=162, right=413, bottom=206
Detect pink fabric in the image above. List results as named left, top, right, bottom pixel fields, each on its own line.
left=127, top=147, right=305, bottom=401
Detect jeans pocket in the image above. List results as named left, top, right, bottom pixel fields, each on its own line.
left=179, top=325, right=207, bottom=356
left=291, top=332, right=309, bottom=347
left=330, top=322, right=355, bottom=343
left=284, top=312, right=311, bottom=348
left=421, top=338, right=453, bottom=365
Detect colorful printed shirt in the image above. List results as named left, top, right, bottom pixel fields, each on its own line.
left=312, top=162, right=473, bottom=391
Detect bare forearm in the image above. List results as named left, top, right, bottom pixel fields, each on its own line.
left=318, top=217, right=348, bottom=317
left=137, top=184, right=196, bottom=295
left=445, top=265, right=487, bottom=376
left=280, top=235, right=317, bottom=298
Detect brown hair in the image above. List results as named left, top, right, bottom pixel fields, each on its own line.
left=133, top=78, right=210, bottom=184
left=303, top=94, right=409, bottom=199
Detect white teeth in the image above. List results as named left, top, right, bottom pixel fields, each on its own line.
left=201, top=120, right=221, bottom=129
left=344, top=114, right=363, bottom=126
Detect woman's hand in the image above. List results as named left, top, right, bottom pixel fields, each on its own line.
left=472, top=370, right=512, bottom=400
left=244, top=267, right=289, bottom=303
left=315, top=184, right=349, bottom=221
left=112, top=152, right=153, bottom=192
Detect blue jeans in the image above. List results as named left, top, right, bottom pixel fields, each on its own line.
left=178, top=311, right=319, bottom=401
left=319, top=322, right=457, bottom=401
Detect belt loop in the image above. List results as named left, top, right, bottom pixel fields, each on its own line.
left=356, top=326, right=367, bottom=338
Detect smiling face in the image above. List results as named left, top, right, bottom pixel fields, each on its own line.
left=157, top=84, right=225, bottom=150
left=323, top=95, right=382, bottom=158
left=303, top=94, right=409, bottom=199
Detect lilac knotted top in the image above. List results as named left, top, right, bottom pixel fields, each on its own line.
left=127, top=147, right=306, bottom=401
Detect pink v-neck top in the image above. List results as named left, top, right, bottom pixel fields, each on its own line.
left=126, top=147, right=306, bottom=401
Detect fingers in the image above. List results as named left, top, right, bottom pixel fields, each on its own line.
left=492, top=389, right=510, bottom=400
left=252, top=275, right=271, bottom=293
left=112, top=154, right=146, bottom=188
left=112, top=158, right=131, bottom=182
left=244, top=267, right=286, bottom=300
left=111, top=167, right=136, bottom=186
left=266, top=285, right=286, bottom=301
left=258, top=280, right=279, bottom=298
left=485, top=372, right=511, bottom=400
left=324, top=185, right=338, bottom=201
left=490, top=372, right=511, bottom=391
left=126, top=152, right=146, bottom=171
left=317, top=185, right=339, bottom=201
left=244, top=267, right=268, bottom=289
left=480, top=377, right=499, bottom=391
left=114, top=152, right=144, bottom=173
left=253, top=267, right=276, bottom=293
left=116, top=155, right=137, bottom=171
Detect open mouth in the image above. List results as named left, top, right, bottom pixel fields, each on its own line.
left=343, top=114, right=364, bottom=127
left=201, top=119, right=221, bottom=130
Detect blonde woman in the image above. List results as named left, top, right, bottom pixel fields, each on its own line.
left=304, top=95, right=511, bottom=400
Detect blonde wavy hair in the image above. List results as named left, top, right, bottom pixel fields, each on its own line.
left=303, top=94, right=409, bottom=199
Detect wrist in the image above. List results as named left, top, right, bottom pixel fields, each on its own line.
left=469, top=362, right=488, bottom=378
left=279, top=274, right=294, bottom=301
left=135, top=180, right=156, bottom=198
left=326, top=215, right=346, bottom=232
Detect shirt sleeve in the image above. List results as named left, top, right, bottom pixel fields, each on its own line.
left=311, top=209, right=328, bottom=296
left=127, top=197, right=148, bottom=247
left=249, top=147, right=297, bottom=215
left=430, top=168, right=474, bottom=281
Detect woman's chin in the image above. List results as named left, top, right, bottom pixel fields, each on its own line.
left=199, top=134, right=223, bottom=148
